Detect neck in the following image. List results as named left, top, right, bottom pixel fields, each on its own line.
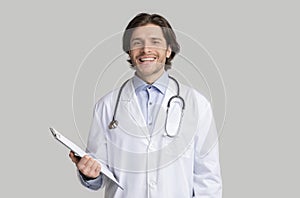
left=136, top=70, right=165, bottom=84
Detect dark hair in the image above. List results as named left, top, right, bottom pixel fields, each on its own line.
left=122, top=13, right=180, bottom=70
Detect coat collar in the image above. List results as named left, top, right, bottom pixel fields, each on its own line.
left=119, top=76, right=178, bottom=139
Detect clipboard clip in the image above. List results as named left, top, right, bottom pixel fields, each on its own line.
left=50, top=127, right=60, bottom=138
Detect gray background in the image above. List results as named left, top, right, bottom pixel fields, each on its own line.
left=1, top=0, right=299, bottom=197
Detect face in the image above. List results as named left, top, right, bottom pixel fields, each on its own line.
left=129, top=24, right=171, bottom=83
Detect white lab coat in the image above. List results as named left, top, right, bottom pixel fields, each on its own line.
left=79, top=77, right=222, bottom=198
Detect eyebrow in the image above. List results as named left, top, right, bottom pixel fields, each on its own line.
left=150, top=37, right=163, bottom=41
left=130, top=38, right=142, bottom=42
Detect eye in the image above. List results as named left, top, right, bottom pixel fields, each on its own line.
left=132, top=40, right=142, bottom=46
left=153, top=40, right=161, bottom=45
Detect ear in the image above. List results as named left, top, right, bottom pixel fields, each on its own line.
left=128, top=50, right=132, bottom=59
left=166, top=45, right=172, bottom=58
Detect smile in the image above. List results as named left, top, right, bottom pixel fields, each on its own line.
left=138, top=57, right=156, bottom=62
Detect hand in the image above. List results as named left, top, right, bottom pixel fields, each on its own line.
left=69, top=151, right=101, bottom=179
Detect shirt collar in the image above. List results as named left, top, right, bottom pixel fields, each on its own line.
left=132, top=71, right=169, bottom=94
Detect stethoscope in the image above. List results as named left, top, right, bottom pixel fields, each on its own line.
left=108, top=76, right=185, bottom=137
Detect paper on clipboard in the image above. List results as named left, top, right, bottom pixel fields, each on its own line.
left=50, top=127, right=123, bottom=190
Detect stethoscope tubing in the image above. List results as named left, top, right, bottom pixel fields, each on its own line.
left=108, top=75, right=185, bottom=133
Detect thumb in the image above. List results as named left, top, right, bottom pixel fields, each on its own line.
left=69, top=151, right=80, bottom=164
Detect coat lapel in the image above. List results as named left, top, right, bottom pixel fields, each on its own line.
left=119, top=79, right=151, bottom=141
left=116, top=77, right=177, bottom=139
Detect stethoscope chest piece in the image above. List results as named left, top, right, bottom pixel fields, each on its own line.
left=109, top=120, right=118, bottom=129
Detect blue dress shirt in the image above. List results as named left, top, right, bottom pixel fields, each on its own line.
left=132, top=72, right=169, bottom=133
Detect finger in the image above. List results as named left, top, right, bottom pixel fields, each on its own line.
left=90, top=161, right=101, bottom=177
left=78, top=158, right=100, bottom=178
left=95, top=160, right=101, bottom=171
left=96, top=162, right=101, bottom=173
left=76, top=155, right=90, bottom=168
left=81, top=158, right=96, bottom=176
left=80, top=155, right=91, bottom=165
left=77, top=156, right=93, bottom=174
left=85, top=157, right=95, bottom=169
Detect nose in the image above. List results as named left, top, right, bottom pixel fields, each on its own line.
left=141, top=41, right=152, bottom=53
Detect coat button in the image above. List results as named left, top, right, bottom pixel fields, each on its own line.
left=149, top=181, right=156, bottom=188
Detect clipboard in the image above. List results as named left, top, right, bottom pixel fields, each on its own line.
left=50, top=127, right=123, bottom=190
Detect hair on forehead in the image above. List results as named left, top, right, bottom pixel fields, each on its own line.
left=130, top=25, right=167, bottom=41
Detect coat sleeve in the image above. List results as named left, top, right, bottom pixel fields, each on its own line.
left=193, top=101, right=222, bottom=197
left=78, top=99, right=110, bottom=190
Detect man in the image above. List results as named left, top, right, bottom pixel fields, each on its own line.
left=70, top=13, right=222, bottom=197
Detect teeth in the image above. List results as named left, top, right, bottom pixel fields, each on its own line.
left=140, top=57, right=155, bottom=62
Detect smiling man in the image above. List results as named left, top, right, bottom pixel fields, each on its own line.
left=70, top=13, right=222, bottom=198
left=128, top=24, right=172, bottom=83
